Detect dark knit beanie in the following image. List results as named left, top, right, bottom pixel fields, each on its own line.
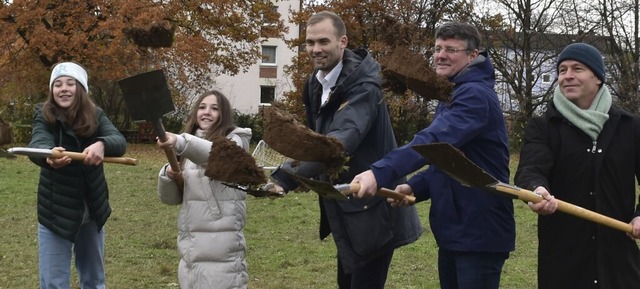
left=557, top=43, right=605, bottom=82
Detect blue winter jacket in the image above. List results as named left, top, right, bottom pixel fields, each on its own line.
left=371, top=52, right=515, bottom=253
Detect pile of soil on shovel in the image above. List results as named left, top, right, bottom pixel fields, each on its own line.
left=380, top=46, right=453, bottom=102
left=205, top=135, right=266, bottom=186
left=263, top=104, right=347, bottom=178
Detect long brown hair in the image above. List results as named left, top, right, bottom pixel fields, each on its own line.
left=42, top=70, right=97, bottom=137
left=182, top=89, right=236, bottom=140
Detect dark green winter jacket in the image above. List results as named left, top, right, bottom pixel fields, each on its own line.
left=28, top=104, right=126, bottom=242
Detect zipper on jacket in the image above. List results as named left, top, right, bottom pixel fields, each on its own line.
left=590, top=141, right=597, bottom=154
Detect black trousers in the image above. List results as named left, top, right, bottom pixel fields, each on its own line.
left=337, top=250, right=395, bottom=289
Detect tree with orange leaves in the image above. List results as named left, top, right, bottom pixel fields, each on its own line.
left=0, top=0, right=286, bottom=128
left=282, top=0, right=473, bottom=143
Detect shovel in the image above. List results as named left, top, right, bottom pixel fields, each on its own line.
left=119, top=70, right=184, bottom=187
left=222, top=183, right=285, bottom=199
left=3, top=147, right=138, bottom=165
left=411, top=142, right=633, bottom=233
left=287, top=172, right=416, bottom=203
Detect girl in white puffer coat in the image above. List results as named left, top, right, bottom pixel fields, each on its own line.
left=157, top=90, right=251, bottom=289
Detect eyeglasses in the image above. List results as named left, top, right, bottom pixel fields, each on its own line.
left=431, top=47, right=470, bottom=54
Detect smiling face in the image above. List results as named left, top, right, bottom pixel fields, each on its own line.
left=51, top=76, right=78, bottom=109
left=305, top=18, right=347, bottom=72
left=433, top=38, right=478, bottom=78
left=558, top=60, right=602, bottom=109
left=196, top=94, right=220, bottom=131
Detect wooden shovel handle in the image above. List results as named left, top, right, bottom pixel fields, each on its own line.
left=152, top=120, right=185, bottom=190
left=162, top=148, right=181, bottom=173
left=494, top=183, right=632, bottom=233
left=160, top=146, right=184, bottom=188
left=50, top=150, right=138, bottom=166
left=348, top=183, right=416, bottom=203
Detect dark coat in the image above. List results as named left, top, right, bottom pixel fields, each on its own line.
left=515, top=103, right=640, bottom=289
left=29, top=105, right=126, bottom=242
left=370, top=52, right=515, bottom=253
left=271, top=48, right=422, bottom=273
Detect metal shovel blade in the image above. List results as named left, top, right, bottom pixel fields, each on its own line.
left=222, top=183, right=285, bottom=198
left=119, top=69, right=184, bottom=187
left=285, top=172, right=416, bottom=202
left=411, top=143, right=501, bottom=190
left=119, top=69, right=175, bottom=122
left=286, top=172, right=349, bottom=200
left=7, top=147, right=54, bottom=158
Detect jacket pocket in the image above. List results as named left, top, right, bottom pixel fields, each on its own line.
left=338, top=197, right=393, bottom=256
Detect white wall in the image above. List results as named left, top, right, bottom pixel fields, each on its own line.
left=215, top=0, right=300, bottom=115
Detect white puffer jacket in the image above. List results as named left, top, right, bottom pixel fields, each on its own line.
left=157, top=127, right=252, bottom=289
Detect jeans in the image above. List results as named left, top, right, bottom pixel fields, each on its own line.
left=438, top=248, right=509, bottom=289
left=337, top=250, right=394, bottom=289
left=38, top=221, right=106, bottom=289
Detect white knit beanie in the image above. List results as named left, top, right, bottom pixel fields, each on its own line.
left=49, top=62, right=89, bottom=93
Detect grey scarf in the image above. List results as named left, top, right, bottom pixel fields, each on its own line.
left=552, top=85, right=611, bottom=141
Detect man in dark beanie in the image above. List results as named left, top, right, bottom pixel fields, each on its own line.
left=557, top=42, right=606, bottom=84
left=515, top=42, right=640, bottom=288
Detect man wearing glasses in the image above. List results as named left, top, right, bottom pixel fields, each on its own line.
left=352, top=22, right=515, bottom=289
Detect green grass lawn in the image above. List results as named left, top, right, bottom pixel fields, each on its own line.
left=0, top=144, right=538, bottom=289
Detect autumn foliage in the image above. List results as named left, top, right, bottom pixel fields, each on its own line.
left=281, top=0, right=473, bottom=143
left=0, top=0, right=287, bottom=128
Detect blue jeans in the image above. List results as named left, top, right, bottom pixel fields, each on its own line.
left=438, top=248, right=509, bottom=289
left=38, top=222, right=106, bottom=289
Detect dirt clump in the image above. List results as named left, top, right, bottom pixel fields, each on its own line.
left=263, top=104, right=347, bottom=177
left=205, top=135, right=266, bottom=186
left=123, top=22, right=175, bottom=48
left=380, top=46, right=453, bottom=102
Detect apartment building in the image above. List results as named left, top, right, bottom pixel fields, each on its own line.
left=215, top=0, right=301, bottom=115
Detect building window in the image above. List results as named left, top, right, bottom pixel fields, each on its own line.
left=542, top=73, right=552, bottom=83
left=261, top=86, right=275, bottom=104
left=262, top=5, right=279, bottom=25
left=260, top=6, right=280, bottom=38
left=262, top=46, right=276, bottom=64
